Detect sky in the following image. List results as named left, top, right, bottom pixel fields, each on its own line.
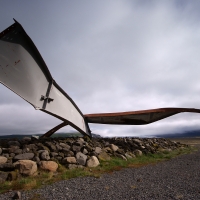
left=0, top=0, right=200, bottom=137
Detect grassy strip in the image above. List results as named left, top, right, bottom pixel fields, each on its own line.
left=0, top=146, right=195, bottom=194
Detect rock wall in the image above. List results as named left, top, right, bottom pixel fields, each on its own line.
left=0, top=136, right=186, bottom=182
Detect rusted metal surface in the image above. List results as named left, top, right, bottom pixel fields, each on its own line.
left=85, top=108, right=200, bottom=125
left=0, top=19, right=91, bottom=137
left=40, top=122, right=68, bottom=138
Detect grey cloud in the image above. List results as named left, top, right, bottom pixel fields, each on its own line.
left=1, top=1, right=200, bottom=136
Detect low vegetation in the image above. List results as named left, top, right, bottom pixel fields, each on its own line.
left=0, top=145, right=195, bottom=194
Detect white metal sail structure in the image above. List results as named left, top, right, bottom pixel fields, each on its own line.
left=0, top=19, right=200, bottom=137
left=0, top=19, right=91, bottom=137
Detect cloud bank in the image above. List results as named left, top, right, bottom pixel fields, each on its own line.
left=0, top=1, right=200, bottom=137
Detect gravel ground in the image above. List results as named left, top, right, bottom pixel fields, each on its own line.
left=0, top=146, right=200, bottom=200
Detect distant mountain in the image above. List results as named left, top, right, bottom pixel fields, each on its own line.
left=0, top=130, right=200, bottom=139
left=155, top=130, right=200, bottom=138
left=0, top=132, right=82, bottom=139
left=50, top=132, right=82, bottom=138
left=0, top=134, right=33, bottom=139
left=91, top=133, right=102, bottom=138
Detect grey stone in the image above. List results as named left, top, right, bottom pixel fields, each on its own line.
left=8, top=141, right=20, bottom=147
left=94, top=147, right=102, bottom=154
left=55, top=144, right=62, bottom=151
left=38, top=150, right=46, bottom=154
left=10, top=153, right=15, bottom=157
left=14, top=160, right=37, bottom=176
left=98, top=151, right=111, bottom=161
left=133, top=138, right=142, bottom=143
left=0, top=148, right=2, bottom=155
left=39, top=161, right=58, bottom=172
left=37, top=143, right=50, bottom=151
left=104, top=147, right=112, bottom=153
left=125, top=153, right=133, bottom=159
left=82, top=148, right=88, bottom=155
left=0, top=156, right=7, bottom=164
left=76, top=152, right=87, bottom=166
left=86, top=156, right=100, bottom=167
left=50, top=152, right=58, bottom=157
left=25, top=144, right=37, bottom=150
left=116, top=149, right=125, bottom=155
left=32, top=156, right=40, bottom=163
left=67, top=164, right=77, bottom=169
left=72, top=145, right=81, bottom=152
left=22, top=147, right=30, bottom=153
left=59, top=143, right=71, bottom=150
left=45, top=142, right=57, bottom=151
left=62, top=148, right=70, bottom=153
left=110, top=144, right=119, bottom=152
left=55, top=156, right=63, bottom=162
left=58, top=152, right=65, bottom=158
left=140, top=146, right=146, bottom=149
left=117, top=154, right=127, bottom=161
left=78, top=138, right=85, bottom=143
left=134, top=149, right=143, bottom=156
left=40, top=150, right=50, bottom=161
left=22, top=137, right=31, bottom=141
left=116, top=148, right=125, bottom=154
left=64, top=150, right=74, bottom=157
left=74, top=140, right=83, bottom=147
left=8, top=146, right=19, bottom=153
left=63, top=157, right=77, bottom=164
left=14, top=153, right=34, bottom=161
left=104, top=141, right=110, bottom=147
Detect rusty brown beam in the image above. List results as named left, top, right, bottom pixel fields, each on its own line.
left=84, top=108, right=200, bottom=125
left=40, top=122, right=68, bottom=138
left=42, top=107, right=200, bottom=137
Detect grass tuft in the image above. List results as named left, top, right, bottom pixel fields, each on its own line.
left=61, top=168, right=90, bottom=179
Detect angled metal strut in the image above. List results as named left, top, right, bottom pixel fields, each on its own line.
left=1, top=19, right=200, bottom=137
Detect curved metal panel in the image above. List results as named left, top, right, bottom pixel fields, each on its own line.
left=85, top=108, right=200, bottom=125
left=0, top=23, right=49, bottom=109
left=0, top=20, right=91, bottom=136
left=43, top=83, right=88, bottom=134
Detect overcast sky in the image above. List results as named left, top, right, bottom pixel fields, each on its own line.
left=0, top=0, right=200, bottom=137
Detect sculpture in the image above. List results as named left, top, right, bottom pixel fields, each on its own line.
left=0, top=19, right=200, bottom=137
